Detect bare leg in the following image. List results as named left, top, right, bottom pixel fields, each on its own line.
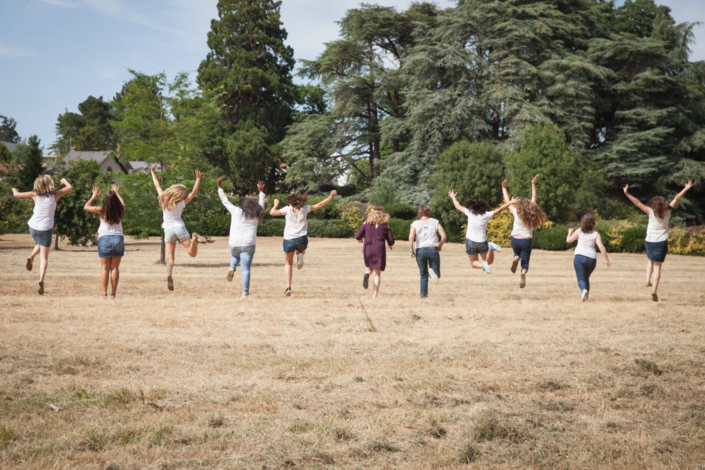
left=29, top=244, right=40, bottom=261
left=38, top=246, right=50, bottom=283
left=110, top=257, right=122, bottom=295
left=284, top=252, right=295, bottom=288
left=651, top=262, right=662, bottom=295
left=469, top=255, right=482, bottom=269
left=484, top=250, right=495, bottom=265
left=100, top=257, right=111, bottom=295
left=645, top=259, right=653, bottom=286
left=372, top=270, right=382, bottom=298
left=165, top=242, right=177, bottom=277
left=182, top=237, right=198, bottom=257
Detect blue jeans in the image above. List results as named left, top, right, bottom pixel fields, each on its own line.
left=283, top=236, right=308, bottom=254
left=416, top=247, right=440, bottom=298
left=230, top=245, right=256, bottom=295
left=510, top=237, right=532, bottom=271
left=574, top=255, right=597, bottom=292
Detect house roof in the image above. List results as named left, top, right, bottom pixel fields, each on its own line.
left=1, top=141, right=17, bottom=152
left=65, top=150, right=130, bottom=174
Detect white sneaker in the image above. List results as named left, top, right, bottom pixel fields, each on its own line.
left=297, top=253, right=304, bottom=270
left=581, top=290, right=589, bottom=302
left=482, top=261, right=491, bottom=274
left=429, top=269, right=439, bottom=284
left=488, top=241, right=501, bottom=252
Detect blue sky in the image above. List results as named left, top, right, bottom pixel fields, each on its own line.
left=0, top=0, right=703, bottom=151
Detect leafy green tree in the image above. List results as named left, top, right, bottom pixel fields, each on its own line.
left=51, top=96, right=115, bottom=154
left=17, top=136, right=45, bottom=191
left=505, top=125, right=577, bottom=221
left=430, top=141, right=505, bottom=233
left=0, top=143, right=13, bottom=164
left=197, top=0, right=297, bottom=194
left=0, top=115, right=20, bottom=143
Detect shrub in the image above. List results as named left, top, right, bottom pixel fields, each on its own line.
left=533, top=226, right=570, bottom=250
left=383, top=202, right=416, bottom=220
left=486, top=210, right=513, bottom=247
left=307, top=197, right=340, bottom=220
left=257, top=219, right=285, bottom=237
left=307, top=220, right=355, bottom=238
left=669, top=228, right=705, bottom=256
left=388, top=218, right=413, bottom=242
left=339, top=200, right=368, bottom=231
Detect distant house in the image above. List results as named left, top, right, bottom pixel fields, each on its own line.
left=0, top=141, right=17, bottom=152
left=60, top=150, right=132, bottom=175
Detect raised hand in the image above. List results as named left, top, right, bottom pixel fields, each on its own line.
left=623, top=184, right=629, bottom=194
left=151, top=163, right=157, bottom=173
left=448, top=189, right=458, bottom=199
left=501, top=179, right=507, bottom=188
left=330, top=189, right=338, bottom=197
left=684, top=180, right=693, bottom=191
left=257, top=181, right=265, bottom=193
left=12, top=188, right=19, bottom=195
left=60, top=178, right=69, bottom=186
left=509, top=197, right=520, bottom=204
left=195, top=169, right=203, bottom=179
left=91, top=186, right=101, bottom=198
left=111, top=184, right=119, bottom=193
left=273, top=198, right=280, bottom=207
left=532, top=174, right=540, bottom=184
left=217, top=176, right=223, bottom=189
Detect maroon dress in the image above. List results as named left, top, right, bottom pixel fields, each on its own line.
left=354, top=222, right=395, bottom=271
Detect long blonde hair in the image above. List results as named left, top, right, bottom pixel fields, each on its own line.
left=515, top=198, right=547, bottom=229
left=366, top=205, right=390, bottom=226
left=33, top=175, right=55, bottom=195
left=158, top=184, right=188, bottom=211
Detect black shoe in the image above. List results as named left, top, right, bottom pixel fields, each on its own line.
left=363, top=273, right=369, bottom=289
left=511, top=258, right=519, bottom=274
left=285, top=287, right=292, bottom=297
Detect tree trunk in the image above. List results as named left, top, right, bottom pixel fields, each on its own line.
left=160, top=232, right=166, bottom=264
left=54, top=232, right=59, bottom=250
left=492, top=108, right=500, bottom=140
left=392, top=138, right=400, bottom=154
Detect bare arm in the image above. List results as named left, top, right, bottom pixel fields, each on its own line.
left=447, top=190, right=466, bottom=214
left=622, top=185, right=650, bottom=215
left=595, top=232, right=611, bottom=268
left=310, top=190, right=337, bottom=212
left=216, top=177, right=237, bottom=214
left=270, top=199, right=284, bottom=217
left=566, top=228, right=581, bottom=244
left=492, top=198, right=519, bottom=217
left=257, top=181, right=266, bottom=208
left=501, top=179, right=510, bottom=204
left=12, top=188, right=36, bottom=199
left=409, top=225, right=417, bottom=258
left=111, top=184, right=125, bottom=207
left=150, top=164, right=163, bottom=196
left=437, top=223, right=447, bottom=252
left=184, top=169, right=203, bottom=206
left=55, top=178, right=73, bottom=201
left=531, top=174, right=539, bottom=204
left=669, top=180, right=693, bottom=209
left=83, top=186, right=102, bottom=214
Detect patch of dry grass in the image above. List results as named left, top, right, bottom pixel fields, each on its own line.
left=1, top=234, right=704, bottom=469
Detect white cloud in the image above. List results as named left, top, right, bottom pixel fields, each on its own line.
left=0, top=44, right=35, bottom=58
left=38, top=0, right=79, bottom=7
left=82, top=0, right=157, bottom=29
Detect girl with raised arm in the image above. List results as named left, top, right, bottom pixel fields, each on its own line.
left=151, top=164, right=205, bottom=291
left=355, top=205, right=395, bottom=298
left=448, top=190, right=517, bottom=274
left=501, top=175, right=547, bottom=288
left=270, top=190, right=337, bottom=296
left=12, top=175, right=73, bottom=295
left=409, top=205, right=447, bottom=299
left=566, top=214, right=611, bottom=302
left=623, top=181, right=693, bottom=301
left=217, top=177, right=265, bottom=298
left=84, top=184, right=125, bottom=298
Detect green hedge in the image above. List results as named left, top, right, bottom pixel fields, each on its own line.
left=388, top=218, right=412, bottom=242
left=257, top=219, right=354, bottom=238
left=533, top=226, right=570, bottom=250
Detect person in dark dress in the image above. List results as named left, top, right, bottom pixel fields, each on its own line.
left=354, top=205, right=395, bottom=298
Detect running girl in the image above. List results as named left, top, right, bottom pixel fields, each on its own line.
left=566, top=214, right=611, bottom=302
left=217, top=177, right=265, bottom=297
left=270, top=189, right=337, bottom=296
left=623, top=180, right=693, bottom=301
left=409, top=205, right=446, bottom=298
left=12, top=175, right=73, bottom=295
left=448, top=190, right=517, bottom=274
left=501, top=175, right=547, bottom=288
left=151, top=164, right=205, bottom=291
left=83, top=184, right=125, bottom=298
left=355, top=205, right=395, bottom=298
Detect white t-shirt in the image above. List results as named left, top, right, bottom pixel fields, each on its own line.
left=645, top=209, right=670, bottom=243
left=464, top=208, right=494, bottom=242
left=162, top=199, right=186, bottom=230
left=412, top=218, right=439, bottom=248
left=281, top=205, right=312, bottom=240
left=218, top=188, right=265, bottom=247
left=574, top=231, right=597, bottom=259
left=28, top=194, right=57, bottom=231
left=509, top=206, right=533, bottom=239
left=98, top=218, right=123, bottom=238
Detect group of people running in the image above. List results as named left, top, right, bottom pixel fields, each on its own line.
left=12, top=165, right=694, bottom=302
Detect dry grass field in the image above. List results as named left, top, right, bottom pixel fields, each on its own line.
left=1, top=234, right=704, bottom=470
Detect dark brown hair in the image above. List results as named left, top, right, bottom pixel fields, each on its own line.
left=651, top=196, right=671, bottom=219
left=463, top=198, right=490, bottom=215
left=100, top=190, right=125, bottom=226
left=580, top=214, right=595, bottom=233
left=417, top=205, right=431, bottom=218
left=239, top=197, right=263, bottom=220
left=287, top=192, right=308, bottom=209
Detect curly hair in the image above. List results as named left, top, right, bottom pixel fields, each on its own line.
left=515, top=198, right=547, bottom=229
left=159, top=184, right=188, bottom=211
left=417, top=205, right=431, bottom=218
left=651, top=196, right=671, bottom=219
left=580, top=214, right=596, bottom=233
left=463, top=199, right=490, bottom=215
left=366, top=205, right=390, bottom=226
left=287, top=192, right=308, bottom=209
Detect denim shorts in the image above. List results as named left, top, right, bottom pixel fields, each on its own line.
left=283, top=235, right=309, bottom=254
left=164, top=225, right=190, bottom=243
left=98, top=235, right=125, bottom=258
left=645, top=240, right=668, bottom=263
left=29, top=227, right=53, bottom=247
left=465, top=239, right=489, bottom=256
